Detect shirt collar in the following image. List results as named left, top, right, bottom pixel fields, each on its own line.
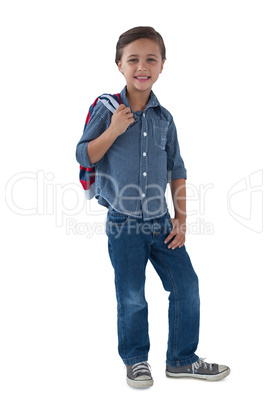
left=119, top=85, right=160, bottom=112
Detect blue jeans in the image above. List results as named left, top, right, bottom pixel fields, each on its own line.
left=105, top=206, right=200, bottom=367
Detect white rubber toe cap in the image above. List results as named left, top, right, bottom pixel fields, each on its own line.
left=219, top=365, right=228, bottom=373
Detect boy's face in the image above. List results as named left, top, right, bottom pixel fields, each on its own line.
left=117, top=38, right=165, bottom=94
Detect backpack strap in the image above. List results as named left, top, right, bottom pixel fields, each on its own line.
left=79, top=93, right=121, bottom=200
left=98, top=93, right=121, bottom=113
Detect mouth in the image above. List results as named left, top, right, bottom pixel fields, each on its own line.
left=135, top=76, right=150, bottom=82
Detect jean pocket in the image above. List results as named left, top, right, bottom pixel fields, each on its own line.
left=107, top=209, right=130, bottom=226
left=153, top=121, right=168, bottom=150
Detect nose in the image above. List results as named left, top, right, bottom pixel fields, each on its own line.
left=137, top=61, right=147, bottom=71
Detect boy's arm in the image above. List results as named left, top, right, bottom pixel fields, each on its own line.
left=170, top=178, right=186, bottom=222
left=76, top=103, right=134, bottom=167
left=164, top=116, right=188, bottom=249
left=164, top=178, right=187, bottom=250
left=87, top=126, right=118, bottom=165
left=166, top=118, right=187, bottom=183
left=87, top=104, right=134, bottom=164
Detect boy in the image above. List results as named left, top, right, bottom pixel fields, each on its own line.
left=76, top=26, right=230, bottom=388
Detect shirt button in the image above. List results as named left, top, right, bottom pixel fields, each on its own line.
left=142, top=193, right=145, bottom=198
left=143, top=113, right=145, bottom=118
left=143, top=152, right=147, bottom=156
left=143, top=172, right=147, bottom=177
left=143, top=132, right=147, bottom=136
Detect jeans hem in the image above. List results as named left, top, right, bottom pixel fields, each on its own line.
left=166, top=354, right=199, bottom=368
left=123, top=354, right=148, bottom=366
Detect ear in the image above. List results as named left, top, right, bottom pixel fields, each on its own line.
left=117, top=60, right=123, bottom=74
left=159, top=58, right=166, bottom=74
left=159, top=59, right=166, bottom=74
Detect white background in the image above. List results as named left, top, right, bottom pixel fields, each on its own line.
left=1, top=0, right=267, bottom=400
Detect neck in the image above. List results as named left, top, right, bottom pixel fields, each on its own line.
left=126, top=86, right=151, bottom=112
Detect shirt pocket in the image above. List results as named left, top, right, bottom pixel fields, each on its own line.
left=152, top=120, right=169, bottom=150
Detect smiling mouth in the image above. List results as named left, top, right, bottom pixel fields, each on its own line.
left=135, top=76, right=150, bottom=81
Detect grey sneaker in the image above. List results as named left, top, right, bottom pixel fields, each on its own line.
left=166, top=357, right=230, bottom=381
left=126, top=362, right=154, bottom=388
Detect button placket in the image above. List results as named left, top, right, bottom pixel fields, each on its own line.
left=141, top=115, right=148, bottom=215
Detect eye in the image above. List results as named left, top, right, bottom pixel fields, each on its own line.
left=148, top=58, right=157, bottom=62
left=128, top=58, right=138, bottom=63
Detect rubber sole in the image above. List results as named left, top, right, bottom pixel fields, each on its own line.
left=166, top=367, right=230, bottom=381
left=127, top=376, right=154, bottom=388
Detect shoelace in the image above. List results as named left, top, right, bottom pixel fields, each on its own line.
left=132, top=362, right=152, bottom=378
left=192, top=358, right=213, bottom=373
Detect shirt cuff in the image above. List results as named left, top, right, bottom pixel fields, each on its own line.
left=79, top=142, right=96, bottom=168
left=167, top=167, right=187, bottom=182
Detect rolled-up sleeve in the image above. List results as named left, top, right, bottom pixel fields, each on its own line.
left=166, top=118, right=187, bottom=182
left=76, top=106, right=109, bottom=168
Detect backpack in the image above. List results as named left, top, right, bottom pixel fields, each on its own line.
left=79, top=93, right=121, bottom=200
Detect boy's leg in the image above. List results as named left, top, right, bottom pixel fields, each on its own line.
left=149, top=212, right=200, bottom=367
left=106, top=209, right=151, bottom=366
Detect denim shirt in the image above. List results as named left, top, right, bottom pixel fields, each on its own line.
left=76, top=86, right=187, bottom=221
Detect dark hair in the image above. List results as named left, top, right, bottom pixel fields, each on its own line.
left=115, top=26, right=166, bottom=64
